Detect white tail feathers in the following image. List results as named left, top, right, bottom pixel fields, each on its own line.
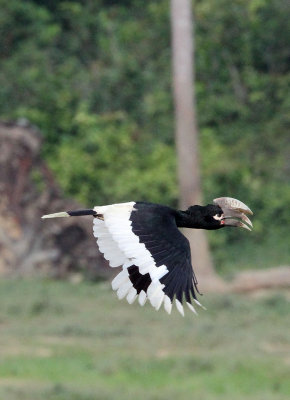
left=41, top=212, right=69, bottom=219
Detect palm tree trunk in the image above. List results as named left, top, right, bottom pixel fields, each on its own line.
left=170, top=0, right=224, bottom=291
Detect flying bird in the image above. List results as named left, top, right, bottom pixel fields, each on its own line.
left=42, top=197, right=253, bottom=316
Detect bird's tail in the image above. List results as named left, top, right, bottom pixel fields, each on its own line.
left=42, top=209, right=97, bottom=219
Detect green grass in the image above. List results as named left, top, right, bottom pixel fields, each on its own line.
left=0, top=279, right=290, bottom=400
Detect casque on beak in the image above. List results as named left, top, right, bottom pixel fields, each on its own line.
left=213, top=197, right=253, bottom=231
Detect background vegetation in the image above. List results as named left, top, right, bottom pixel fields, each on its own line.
left=1, top=0, right=289, bottom=273
left=1, top=1, right=290, bottom=399
left=1, top=0, right=289, bottom=274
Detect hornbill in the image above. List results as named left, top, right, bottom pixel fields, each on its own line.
left=42, top=197, right=253, bottom=316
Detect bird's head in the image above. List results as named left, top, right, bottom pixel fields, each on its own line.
left=185, top=197, right=253, bottom=231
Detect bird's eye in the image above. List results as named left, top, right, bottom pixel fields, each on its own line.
left=213, top=213, right=223, bottom=221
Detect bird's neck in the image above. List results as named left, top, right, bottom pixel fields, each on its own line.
left=174, top=209, right=202, bottom=229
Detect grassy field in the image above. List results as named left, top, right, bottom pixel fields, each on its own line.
left=0, top=278, right=290, bottom=400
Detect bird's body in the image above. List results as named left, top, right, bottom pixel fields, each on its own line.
left=42, top=197, right=253, bottom=316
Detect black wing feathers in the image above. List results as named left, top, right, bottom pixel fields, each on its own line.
left=130, top=202, right=199, bottom=308
left=128, top=265, right=151, bottom=294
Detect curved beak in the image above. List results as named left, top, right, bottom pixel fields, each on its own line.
left=213, top=197, right=253, bottom=231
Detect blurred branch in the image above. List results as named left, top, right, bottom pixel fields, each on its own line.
left=231, top=266, right=290, bottom=292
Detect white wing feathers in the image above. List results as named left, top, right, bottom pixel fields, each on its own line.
left=92, top=202, right=189, bottom=315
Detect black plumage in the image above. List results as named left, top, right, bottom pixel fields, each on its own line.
left=130, top=202, right=198, bottom=305
left=127, top=265, right=151, bottom=294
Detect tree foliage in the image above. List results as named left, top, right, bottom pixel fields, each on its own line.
left=1, top=0, right=289, bottom=271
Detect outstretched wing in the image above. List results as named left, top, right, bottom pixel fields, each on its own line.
left=93, top=202, right=203, bottom=316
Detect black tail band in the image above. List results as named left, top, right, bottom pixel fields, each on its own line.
left=67, top=209, right=97, bottom=217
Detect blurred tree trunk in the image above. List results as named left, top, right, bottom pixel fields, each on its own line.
left=170, top=0, right=224, bottom=290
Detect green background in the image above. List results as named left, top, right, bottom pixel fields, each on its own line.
left=0, top=1, right=289, bottom=398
